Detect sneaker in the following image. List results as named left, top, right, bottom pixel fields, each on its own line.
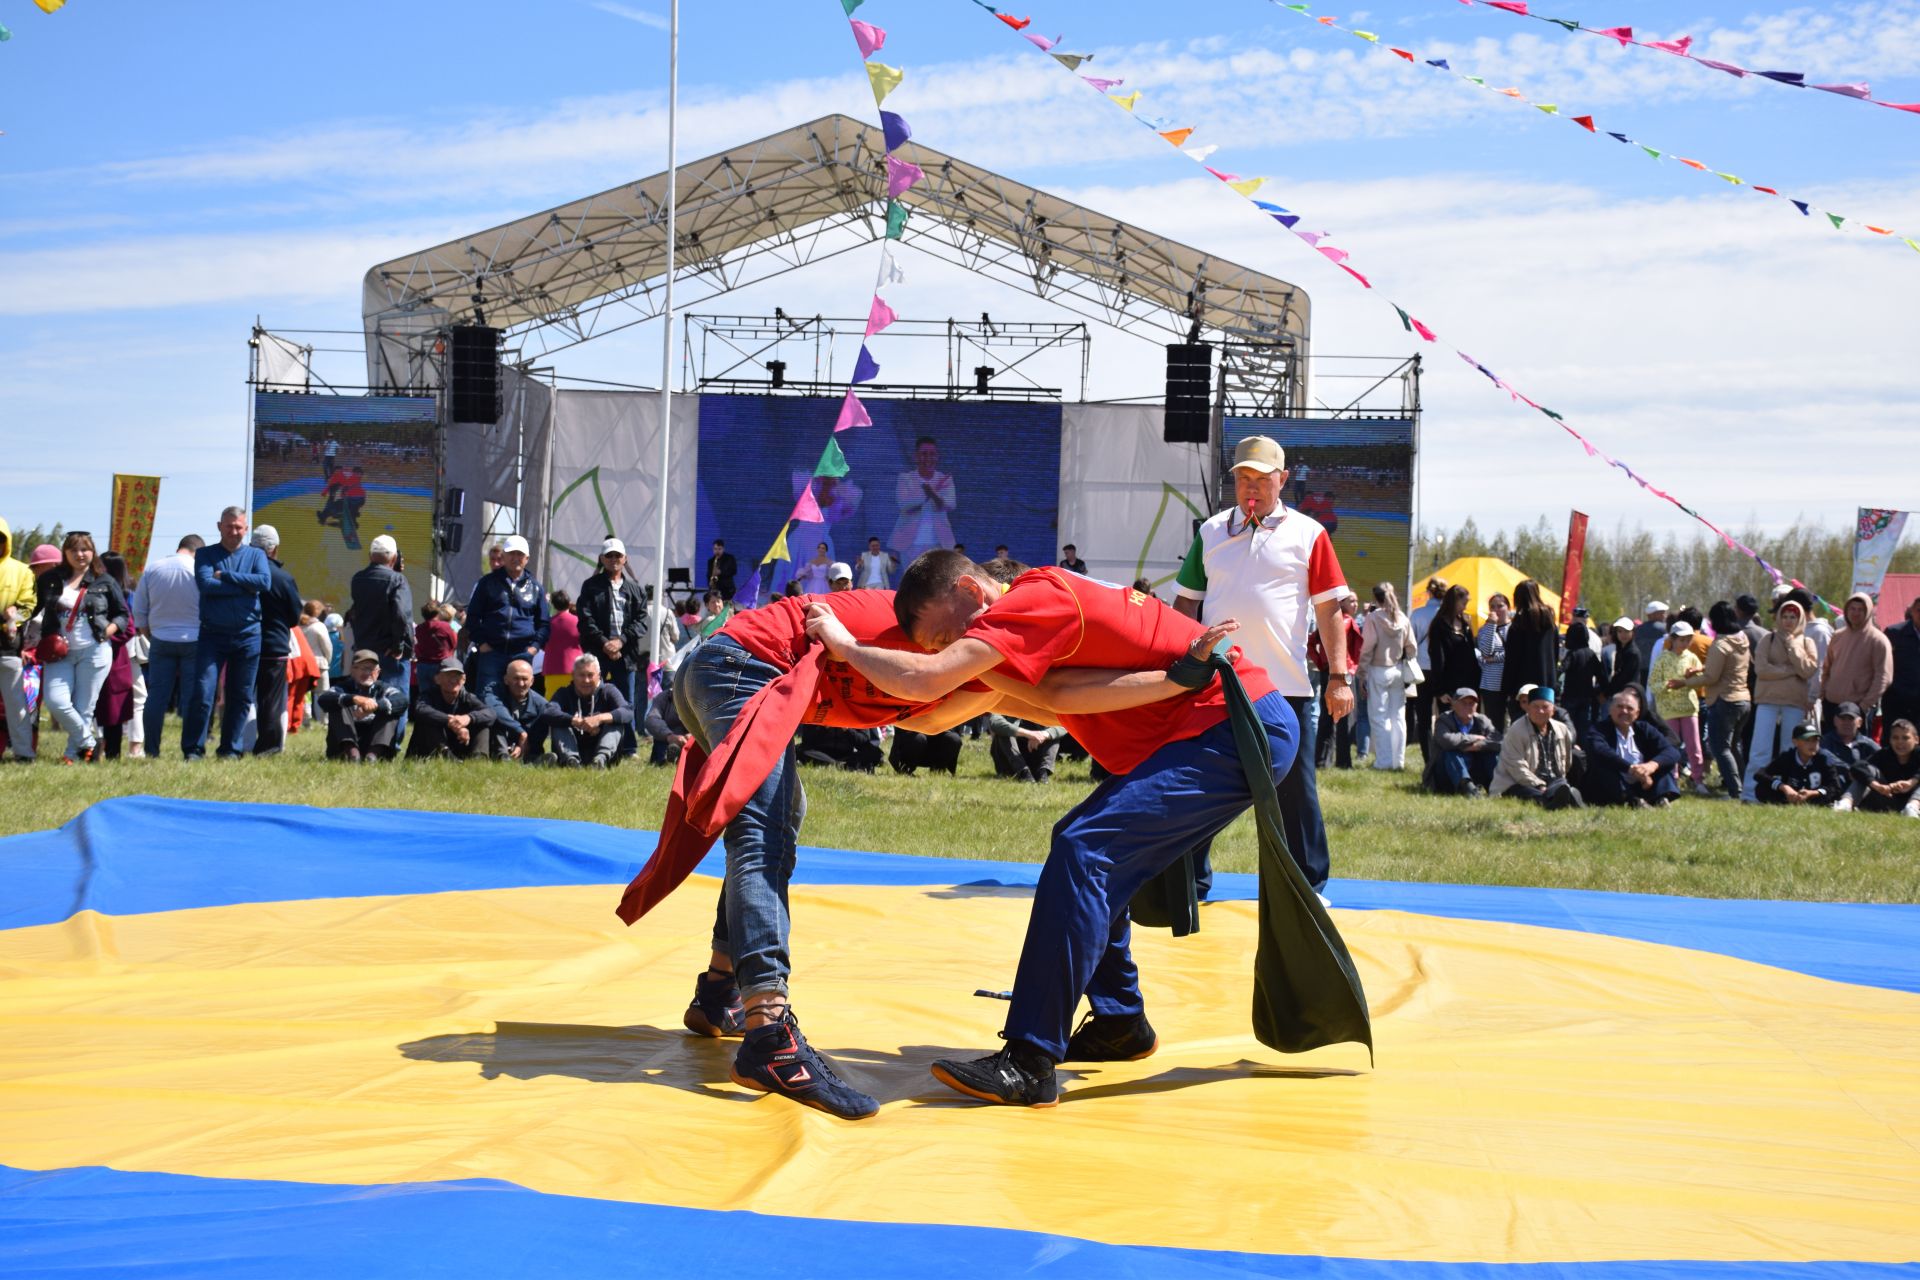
left=1460, top=782, right=1486, bottom=799
left=730, top=1012, right=878, bottom=1120
left=1651, top=796, right=1672, bottom=809
left=683, top=969, right=746, bottom=1038
left=930, top=1041, right=1059, bottom=1107
left=1692, top=782, right=1716, bottom=799
left=1063, top=1011, right=1157, bottom=1062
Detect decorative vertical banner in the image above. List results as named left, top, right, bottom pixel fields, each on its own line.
left=1851, top=508, right=1909, bottom=601
left=110, top=474, right=163, bottom=580
left=1559, top=509, right=1588, bottom=624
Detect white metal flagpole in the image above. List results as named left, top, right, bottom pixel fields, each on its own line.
left=651, top=0, right=679, bottom=663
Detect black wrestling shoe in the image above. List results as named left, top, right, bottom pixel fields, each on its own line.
left=683, top=969, right=746, bottom=1038
left=1063, top=1011, right=1158, bottom=1063
left=731, top=1012, right=879, bottom=1120
left=930, top=1041, right=1059, bottom=1107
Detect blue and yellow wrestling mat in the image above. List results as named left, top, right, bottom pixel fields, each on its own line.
left=1, top=798, right=1916, bottom=1278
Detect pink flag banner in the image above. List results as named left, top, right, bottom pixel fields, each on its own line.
left=833, top=390, right=873, bottom=432
left=865, top=294, right=898, bottom=337
left=885, top=154, right=925, bottom=197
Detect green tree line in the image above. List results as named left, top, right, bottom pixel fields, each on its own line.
left=1415, top=516, right=1920, bottom=621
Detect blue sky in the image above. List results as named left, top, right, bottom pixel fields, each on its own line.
left=2, top=0, right=1916, bottom=557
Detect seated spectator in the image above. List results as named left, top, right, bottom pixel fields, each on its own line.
left=486, top=657, right=551, bottom=763
left=644, top=671, right=693, bottom=766
left=1580, top=688, right=1682, bottom=808
left=798, top=723, right=883, bottom=772
left=1752, top=722, right=1845, bottom=807
left=1424, top=688, right=1500, bottom=797
left=1649, top=622, right=1711, bottom=797
left=1491, top=686, right=1585, bottom=809
left=315, top=649, right=405, bottom=762
left=889, top=726, right=962, bottom=775
left=1822, top=702, right=1877, bottom=770
left=986, top=713, right=1065, bottom=783
left=541, top=654, right=632, bottom=768
left=406, top=659, right=496, bottom=760
left=1844, top=718, right=1919, bottom=817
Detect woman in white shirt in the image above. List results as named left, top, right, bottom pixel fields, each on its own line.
left=1359, top=581, right=1416, bottom=770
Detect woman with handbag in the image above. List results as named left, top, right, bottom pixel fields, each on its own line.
left=1359, top=581, right=1417, bottom=771
left=31, top=531, right=128, bottom=763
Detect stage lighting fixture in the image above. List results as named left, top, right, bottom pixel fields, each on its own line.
left=974, top=365, right=993, bottom=395
left=767, top=360, right=787, bottom=388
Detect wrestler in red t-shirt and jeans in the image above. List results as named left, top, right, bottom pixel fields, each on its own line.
left=807, top=553, right=1298, bottom=1107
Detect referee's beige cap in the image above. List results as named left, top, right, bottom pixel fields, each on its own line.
left=1230, top=435, right=1285, bottom=473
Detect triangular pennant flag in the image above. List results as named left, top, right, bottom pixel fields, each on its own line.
left=1791, top=200, right=1810, bottom=216
left=1715, top=172, right=1741, bottom=185
left=762, top=522, right=793, bottom=566
left=1571, top=114, right=1596, bottom=131
left=1339, top=264, right=1372, bottom=288
left=1752, top=185, right=1779, bottom=195
left=1110, top=90, right=1142, bottom=111
left=1082, top=76, right=1124, bottom=91
left=1499, top=87, right=1524, bottom=98
left=866, top=62, right=904, bottom=105
left=1696, top=58, right=1748, bottom=77
left=877, top=245, right=906, bottom=289
left=1827, top=213, right=1846, bottom=230
left=1229, top=177, right=1266, bottom=197
left=1296, top=230, right=1326, bottom=247
left=1547, top=17, right=1580, bottom=32
left=1023, top=31, right=1062, bottom=51
left=1535, top=103, right=1559, bottom=115
left=1052, top=52, right=1090, bottom=70
left=1756, top=70, right=1805, bottom=85
left=1486, top=1, right=1528, bottom=14
left=1158, top=127, right=1194, bottom=146
left=35, top=0, right=69, bottom=10
left=1393, top=306, right=1413, bottom=332
left=791, top=484, right=825, bottom=526
left=1607, top=131, right=1631, bottom=143
left=996, top=13, right=1031, bottom=30
left=1427, top=58, right=1451, bottom=69
left=885, top=200, right=909, bottom=239
left=1318, top=16, right=1335, bottom=24
left=1285, top=3, right=1310, bottom=9
left=1645, top=35, right=1694, bottom=56
left=814, top=438, right=851, bottom=479
left=880, top=109, right=912, bottom=153
left=1813, top=81, right=1872, bottom=99
left=1352, top=30, right=1379, bottom=42
left=1675, top=157, right=1706, bottom=170
left=865, top=294, right=898, bottom=337
left=1184, top=143, right=1219, bottom=161
left=1391, top=48, right=1415, bottom=61
left=1594, top=25, right=1632, bottom=46
left=1884, top=102, right=1920, bottom=115
left=1641, top=146, right=1662, bottom=159
left=850, top=18, right=886, bottom=57
left=1411, top=316, right=1437, bottom=341
left=834, top=390, right=873, bottom=432
left=1465, top=76, right=1486, bottom=86
left=1866, top=225, right=1893, bottom=235
left=885, top=154, right=925, bottom=198
left=853, top=346, right=880, bottom=384
left=1906, top=239, right=1920, bottom=252
left=1271, top=212, right=1301, bottom=229
left=840, top=0, right=864, bottom=13
left=1316, top=245, right=1349, bottom=265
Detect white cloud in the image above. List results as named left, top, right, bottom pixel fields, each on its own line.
left=590, top=1, right=669, bottom=32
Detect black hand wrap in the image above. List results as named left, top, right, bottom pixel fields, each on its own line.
left=1167, top=650, right=1218, bottom=689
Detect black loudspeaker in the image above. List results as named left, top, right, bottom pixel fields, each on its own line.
left=448, top=325, right=501, bottom=424
left=1163, top=342, right=1213, bottom=443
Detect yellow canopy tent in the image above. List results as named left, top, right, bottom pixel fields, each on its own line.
left=1425, top=556, right=1562, bottom=632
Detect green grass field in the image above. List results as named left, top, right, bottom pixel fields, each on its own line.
left=8, top=714, right=1917, bottom=903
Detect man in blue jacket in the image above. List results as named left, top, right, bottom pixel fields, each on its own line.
left=185, top=506, right=273, bottom=760
left=465, top=534, right=550, bottom=699
left=1579, top=687, right=1683, bottom=807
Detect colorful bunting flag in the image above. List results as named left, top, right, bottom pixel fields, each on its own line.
left=865, top=294, right=898, bottom=337
left=840, top=0, right=864, bottom=13
left=853, top=346, right=880, bottom=384
left=834, top=390, right=873, bottom=432
left=1082, top=76, right=1124, bottom=91
left=880, top=109, right=912, bottom=152
left=1052, top=52, right=1091, bottom=70
left=1109, top=89, right=1142, bottom=111
left=997, top=12, right=1031, bottom=29
left=850, top=19, right=886, bottom=57
left=885, top=199, right=909, bottom=238
left=866, top=61, right=904, bottom=104
left=791, top=484, right=825, bottom=527
left=813, top=438, right=851, bottom=479
left=761, top=522, right=793, bottom=566
left=885, top=154, right=925, bottom=197
left=877, top=245, right=906, bottom=288
left=34, top=0, right=67, bottom=11
left=1158, top=126, right=1194, bottom=146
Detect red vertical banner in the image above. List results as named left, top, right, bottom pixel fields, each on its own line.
left=1559, top=509, right=1588, bottom=625
left=110, top=475, right=162, bottom=580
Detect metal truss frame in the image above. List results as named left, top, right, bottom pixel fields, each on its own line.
left=362, top=114, right=1308, bottom=401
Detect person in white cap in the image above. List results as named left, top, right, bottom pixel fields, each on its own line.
left=577, top=536, right=648, bottom=758
left=464, top=533, right=550, bottom=700
left=1631, top=600, right=1669, bottom=674
left=1172, top=434, right=1350, bottom=897
left=827, top=561, right=854, bottom=593
left=348, top=533, right=415, bottom=746
left=1649, top=619, right=1711, bottom=795
left=247, top=524, right=304, bottom=756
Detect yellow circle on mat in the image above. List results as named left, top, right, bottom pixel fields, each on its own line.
left=1, top=881, right=1915, bottom=1264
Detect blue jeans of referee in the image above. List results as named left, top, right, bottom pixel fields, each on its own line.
left=1005, top=693, right=1298, bottom=1062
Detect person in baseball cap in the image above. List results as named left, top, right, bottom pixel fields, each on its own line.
left=467, top=531, right=550, bottom=700
left=1230, top=435, right=1285, bottom=474
left=1822, top=702, right=1877, bottom=774
left=1425, top=687, right=1498, bottom=797
left=369, top=534, right=398, bottom=559
left=601, top=537, right=626, bottom=559
left=827, top=562, right=854, bottom=592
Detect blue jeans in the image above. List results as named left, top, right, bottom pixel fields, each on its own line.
left=143, top=637, right=198, bottom=758
left=1742, top=702, right=1801, bottom=801
left=41, top=638, right=113, bottom=760
left=1006, top=693, right=1298, bottom=1062
left=676, top=634, right=806, bottom=998
left=1703, top=699, right=1746, bottom=797
left=1439, top=748, right=1497, bottom=793
left=184, top=630, right=261, bottom=758
left=382, top=657, right=411, bottom=746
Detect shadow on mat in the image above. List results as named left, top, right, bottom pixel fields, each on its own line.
left=922, top=882, right=1035, bottom=901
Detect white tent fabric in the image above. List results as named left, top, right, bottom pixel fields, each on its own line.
left=1057, top=405, right=1217, bottom=592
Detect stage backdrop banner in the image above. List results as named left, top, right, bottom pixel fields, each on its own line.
left=694, top=396, right=1062, bottom=595
left=251, top=392, right=437, bottom=616
left=1852, top=508, right=1909, bottom=601
left=110, top=474, right=161, bottom=580
left=545, top=390, right=698, bottom=606
left=1222, top=416, right=1416, bottom=593
left=1059, top=404, right=1214, bottom=591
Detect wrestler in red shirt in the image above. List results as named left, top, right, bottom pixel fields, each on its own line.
left=806, top=551, right=1299, bottom=1109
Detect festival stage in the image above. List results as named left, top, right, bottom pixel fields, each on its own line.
left=2, top=799, right=1916, bottom=1277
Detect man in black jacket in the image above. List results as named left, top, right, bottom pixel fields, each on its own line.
left=540, top=654, right=632, bottom=767
left=485, top=656, right=552, bottom=763
left=349, top=535, right=415, bottom=745
left=706, top=539, right=737, bottom=601
left=1580, top=688, right=1683, bottom=807
left=316, top=650, right=406, bottom=761
left=1753, top=722, right=1847, bottom=806
left=576, top=537, right=648, bottom=759
left=248, top=526, right=305, bottom=756
left=406, top=659, right=496, bottom=760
